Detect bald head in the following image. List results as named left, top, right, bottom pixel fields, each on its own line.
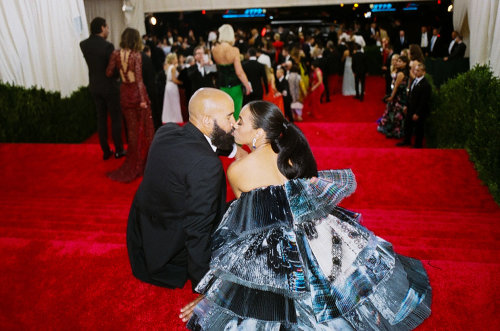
left=188, top=88, right=235, bottom=136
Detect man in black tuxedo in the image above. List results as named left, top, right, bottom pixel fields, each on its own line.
left=142, top=46, right=162, bottom=131
left=394, top=30, right=409, bottom=54
left=275, top=67, right=293, bottom=122
left=352, top=43, right=368, bottom=101
left=80, top=17, right=125, bottom=160
left=445, top=34, right=467, bottom=61
left=428, top=28, right=445, bottom=57
left=398, top=63, right=431, bottom=148
left=127, top=88, right=241, bottom=290
left=419, top=26, right=431, bottom=55
left=382, top=43, right=395, bottom=97
left=242, top=48, right=268, bottom=104
left=188, top=46, right=215, bottom=100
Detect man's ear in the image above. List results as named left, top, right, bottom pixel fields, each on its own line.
left=202, top=115, right=212, bottom=130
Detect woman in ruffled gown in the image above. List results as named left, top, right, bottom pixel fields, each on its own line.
left=181, top=101, right=432, bottom=330
left=105, top=28, right=154, bottom=183
left=377, top=55, right=410, bottom=138
left=161, top=53, right=183, bottom=123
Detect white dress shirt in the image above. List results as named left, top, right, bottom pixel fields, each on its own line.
left=421, top=33, right=428, bottom=48
left=448, top=39, right=456, bottom=55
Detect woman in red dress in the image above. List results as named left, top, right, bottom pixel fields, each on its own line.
left=303, top=60, right=325, bottom=116
left=262, top=67, right=284, bottom=114
left=272, top=33, right=284, bottom=64
left=106, top=28, right=154, bottom=183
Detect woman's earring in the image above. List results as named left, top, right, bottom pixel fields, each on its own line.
left=252, top=137, right=257, bottom=150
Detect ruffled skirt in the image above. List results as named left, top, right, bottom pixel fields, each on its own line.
left=188, top=204, right=431, bottom=330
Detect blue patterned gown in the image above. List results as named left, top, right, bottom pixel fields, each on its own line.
left=188, top=169, right=431, bottom=330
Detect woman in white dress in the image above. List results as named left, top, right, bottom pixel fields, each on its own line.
left=161, top=53, right=183, bottom=123
left=342, top=42, right=356, bottom=96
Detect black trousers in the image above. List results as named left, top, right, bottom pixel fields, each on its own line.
left=283, top=99, right=294, bottom=122
left=91, top=90, right=123, bottom=154
left=354, top=73, right=366, bottom=99
left=404, top=113, right=426, bottom=147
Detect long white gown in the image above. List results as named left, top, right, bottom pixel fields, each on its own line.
left=161, top=64, right=183, bottom=123
left=342, top=56, right=356, bottom=96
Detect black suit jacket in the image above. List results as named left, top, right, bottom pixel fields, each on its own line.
left=275, top=77, right=292, bottom=105
left=242, top=59, right=268, bottom=99
left=394, top=37, right=409, bottom=54
left=79, top=34, right=118, bottom=94
left=352, top=52, right=368, bottom=75
left=127, top=122, right=227, bottom=290
left=408, top=77, right=431, bottom=118
left=141, top=53, right=158, bottom=107
left=449, top=42, right=466, bottom=60
left=188, top=64, right=215, bottom=98
left=429, top=36, right=445, bottom=57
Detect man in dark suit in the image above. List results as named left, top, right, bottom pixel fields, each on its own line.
left=445, top=34, right=467, bottom=61
left=428, top=28, right=445, bottom=57
left=394, top=29, right=409, bottom=54
left=242, top=48, right=268, bottom=104
left=419, top=26, right=431, bottom=55
left=382, top=44, right=395, bottom=97
left=275, top=67, right=293, bottom=122
left=352, top=43, right=368, bottom=101
left=80, top=17, right=125, bottom=160
left=142, top=46, right=162, bottom=131
left=188, top=46, right=215, bottom=100
left=397, top=63, right=431, bottom=148
left=127, top=88, right=241, bottom=290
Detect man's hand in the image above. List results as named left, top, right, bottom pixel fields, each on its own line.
left=179, top=295, right=204, bottom=322
left=413, top=114, right=419, bottom=121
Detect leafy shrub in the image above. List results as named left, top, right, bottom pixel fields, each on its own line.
left=0, top=84, right=96, bottom=142
left=427, top=64, right=500, bottom=203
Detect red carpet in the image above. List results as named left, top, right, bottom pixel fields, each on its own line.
left=1, top=76, right=499, bottom=330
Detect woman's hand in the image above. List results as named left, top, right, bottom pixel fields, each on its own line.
left=244, top=82, right=252, bottom=95
left=386, top=96, right=394, bottom=102
left=179, top=295, right=204, bottom=322
left=140, top=101, right=147, bottom=109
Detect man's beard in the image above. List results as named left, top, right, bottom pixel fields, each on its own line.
left=210, top=120, right=235, bottom=151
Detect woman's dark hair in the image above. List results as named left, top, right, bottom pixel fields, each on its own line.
left=290, top=64, right=300, bottom=74
left=397, top=55, right=410, bottom=77
left=409, top=44, right=424, bottom=62
left=120, top=28, right=143, bottom=52
left=90, top=17, right=106, bottom=35
left=247, top=101, right=318, bottom=179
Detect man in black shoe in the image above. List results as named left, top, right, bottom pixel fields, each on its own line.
left=352, top=43, right=367, bottom=101
left=188, top=46, right=215, bottom=101
left=242, top=48, right=268, bottom=104
left=127, top=89, right=245, bottom=291
left=399, top=62, right=431, bottom=148
left=80, top=17, right=125, bottom=160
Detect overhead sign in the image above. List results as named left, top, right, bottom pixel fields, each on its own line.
left=223, top=8, right=266, bottom=18
left=371, top=4, right=396, bottom=12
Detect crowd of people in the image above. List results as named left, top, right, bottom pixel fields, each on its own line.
left=81, top=16, right=467, bottom=179
left=78, top=15, right=441, bottom=330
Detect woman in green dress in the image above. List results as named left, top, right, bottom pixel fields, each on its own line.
left=211, top=24, right=251, bottom=119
